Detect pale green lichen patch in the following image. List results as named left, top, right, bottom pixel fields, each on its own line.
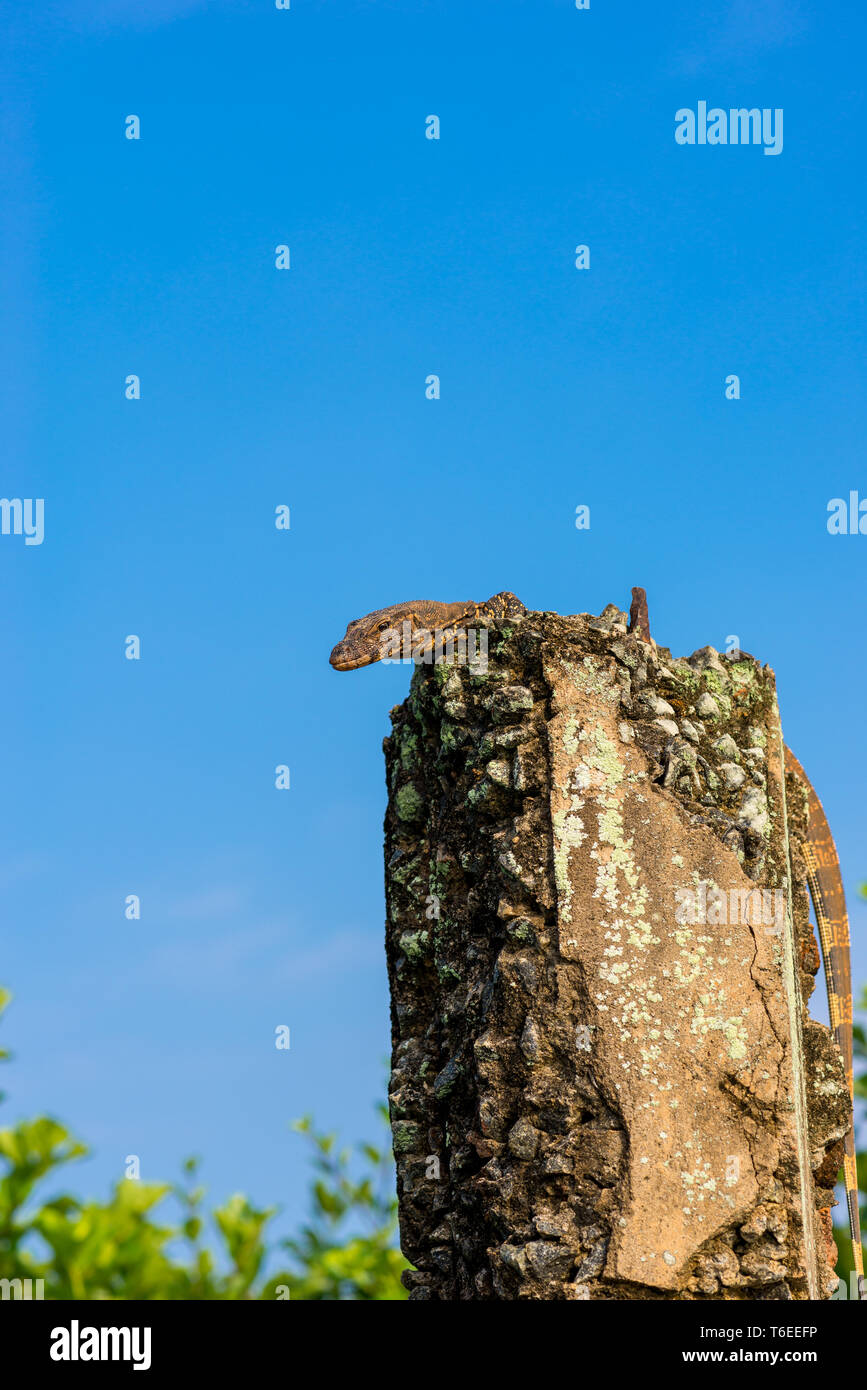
left=592, top=787, right=647, bottom=926
left=553, top=808, right=587, bottom=917
left=554, top=717, right=637, bottom=926
left=562, top=714, right=583, bottom=760
left=563, top=655, right=620, bottom=704
left=440, top=721, right=467, bottom=754
left=399, top=929, right=430, bottom=963
left=728, top=661, right=755, bottom=684
left=391, top=853, right=422, bottom=887
left=590, top=725, right=625, bottom=789
left=398, top=729, right=419, bottom=769
left=395, top=784, right=425, bottom=822
left=436, top=961, right=461, bottom=985
left=689, top=1001, right=749, bottom=1060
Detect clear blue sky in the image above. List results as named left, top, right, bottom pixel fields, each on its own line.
left=2, top=0, right=865, bottom=1245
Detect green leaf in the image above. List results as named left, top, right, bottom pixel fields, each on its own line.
left=0, top=990, right=407, bottom=1299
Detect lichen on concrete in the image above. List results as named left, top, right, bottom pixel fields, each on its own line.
left=383, top=605, right=844, bottom=1301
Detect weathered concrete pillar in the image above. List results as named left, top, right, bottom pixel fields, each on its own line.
left=383, top=604, right=849, bottom=1300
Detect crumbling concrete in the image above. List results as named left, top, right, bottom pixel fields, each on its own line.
left=383, top=604, right=848, bottom=1299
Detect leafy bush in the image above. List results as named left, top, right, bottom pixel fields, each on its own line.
left=3, top=963, right=863, bottom=1299
left=834, top=982, right=867, bottom=1287
left=0, top=988, right=407, bottom=1300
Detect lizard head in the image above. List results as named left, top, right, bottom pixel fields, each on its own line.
left=329, top=603, right=412, bottom=671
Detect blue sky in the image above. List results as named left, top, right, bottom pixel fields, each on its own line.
left=1, top=0, right=865, bottom=1247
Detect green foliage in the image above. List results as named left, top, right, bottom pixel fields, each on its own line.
left=832, top=983, right=867, bottom=1286
left=855, top=984, right=867, bottom=1104
left=258, top=1111, right=408, bottom=1300
left=0, top=990, right=407, bottom=1300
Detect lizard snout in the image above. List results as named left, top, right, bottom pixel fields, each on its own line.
left=329, top=641, right=375, bottom=671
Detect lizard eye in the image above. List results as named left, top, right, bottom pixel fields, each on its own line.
left=377, top=622, right=389, bottom=632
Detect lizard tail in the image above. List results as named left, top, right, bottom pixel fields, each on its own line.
left=843, top=1143, right=865, bottom=1297
left=787, top=741, right=865, bottom=1299
left=801, top=843, right=866, bottom=1300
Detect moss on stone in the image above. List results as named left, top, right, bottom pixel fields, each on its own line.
left=395, top=783, right=425, bottom=822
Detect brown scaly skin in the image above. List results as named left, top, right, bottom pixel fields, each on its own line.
left=784, top=746, right=865, bottom=1299
left=330, top=588, right=865, bottom=1298
left=329, top=591, right=527, bottom=671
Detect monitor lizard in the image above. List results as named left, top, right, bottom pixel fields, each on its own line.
left=329, top=587, right=865, bottom=1298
